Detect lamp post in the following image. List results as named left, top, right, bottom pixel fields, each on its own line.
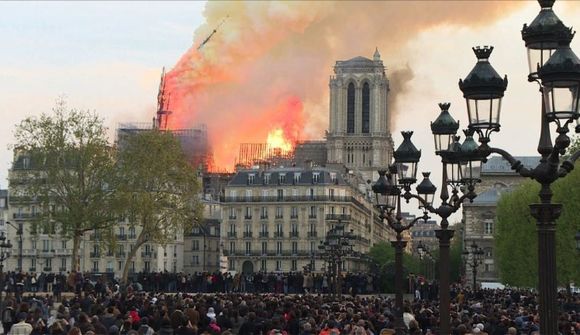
left=0, top=232, right=13, bottom=309
left=462, top=242, right=484, bottom=290
left=454, top=1, right=580, bottom=332
left=5, top=222, right=22, bottom=272
left=416, top=241, right=435, bottom=281
left=373, top=121, right=482, bottom=334
left=318, top=222, right=355, bottom=298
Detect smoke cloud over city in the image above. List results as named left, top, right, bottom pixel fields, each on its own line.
left=163, top=1, right=524, bottom=170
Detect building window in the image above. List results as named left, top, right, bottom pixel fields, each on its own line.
left=276, top=207, right=283, bottom=219
left=262, top=242, right=268, bottom=255
left=309, top=206, right=317, bottom=219
left=229, top=208, right=236, bottom=220
left=276, top=242, right=283, bottom=255
left=42, top=240, right=50, bottom=252
left=312, top=173, right=320, bottom=184
left=329, top=189, right=335, bottom=200
left=291, top=207, right=298, bottom=219
left=192, top=240, right=199, bottom=251
left=291, top=260, right=297, bottom=271
left=362, top=82, right=370, bottom=133
left=245, top=207, right=252, bottom=219
left=261, top=207, right=268, bottom=219
left=485, top=248, right=493, bottom=258
left=261, top=223, right=267, bottom=234
left=291, top=242, right=298, bottom=255
left=262, top=190, right=269, bottom=200
left=248, top=174, right=255, bottom=185
left=276, top=260, right=282, bottom=271
left=347, top=82, right=355, bottom=133
left=310, top=241, right=315, bottom=254
left=293, top=173, right=301, bottom=184
left=245, top=189, right=252, bottom=199
left=279, top=173, right=286, bottom=184
left=245, top=242, right=251, bottom=255
left=229, top=259, right=235, bottom=270
left=264, top=173, right=271, bottom=184
left=144, top=261, right=151, bottom=272
left=61, top=258, right=66, bottom=270
left=229, top=242, right=235, bottom=254
left=309, top=188, right=315, bottom=199
left=277, top=189, right=284, bottom=201
left=330, top=173, right=337, bottom=184
left=485, top=263, right=494, bottom=272
left=93, top=261, right=99, bottom=272
left=484, top=221, right=494, bottom=235
left=261, top=259, right=267, bottom=271
left=118, top=261, right=122, bottom=271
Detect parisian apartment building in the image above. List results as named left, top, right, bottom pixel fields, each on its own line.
left=220, top=166, right=393, bottom=274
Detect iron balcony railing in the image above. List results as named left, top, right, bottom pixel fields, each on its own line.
left=325, top=214, right=352, bottom=221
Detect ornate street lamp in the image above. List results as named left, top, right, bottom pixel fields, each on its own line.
left=463, top=242, right=484, bottom=290
left=453, top=2, right=580, bottom=332
left=317, top=222, right=356, bottom=298
left=0, top=232, right=13, bottom=309
left=373, top=119, right=481, bottom=335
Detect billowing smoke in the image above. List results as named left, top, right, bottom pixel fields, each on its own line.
left=164, top=1, right=524, bottom=171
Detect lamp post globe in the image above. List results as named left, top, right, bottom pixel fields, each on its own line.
left=431, top=102, right=460, bottom=153
left=459, top=46, right=508, bottom=144
left=415, top=172, right=437, bottom=208
left=521, top=0, right=574, bottom=80
left=393, top=131, right=421, bottom=185
left=537, top=39, right=580, bottom=126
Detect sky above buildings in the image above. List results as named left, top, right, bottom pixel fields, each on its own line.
left=1, top=1, right=580, bottom=220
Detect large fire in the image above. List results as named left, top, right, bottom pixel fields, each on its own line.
left=158, top=1, right=524, bottom=172
left=266, top=128, right=293, bottom=153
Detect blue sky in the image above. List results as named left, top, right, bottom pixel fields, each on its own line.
left=0, top=1, right=206, bottom=187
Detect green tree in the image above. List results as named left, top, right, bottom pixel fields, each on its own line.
left=368, top=241, right=422, bottom=292
left=115, top=129, right=201, bottom=283
left=495, top=171, right=580, bottom=287
left=12, top=99, right=117, bottom=270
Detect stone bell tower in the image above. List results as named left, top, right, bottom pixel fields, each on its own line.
left=326, top=48, right=394, bottom=182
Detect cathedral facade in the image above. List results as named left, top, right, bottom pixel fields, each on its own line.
left=326, top=49, right=394, bottom=182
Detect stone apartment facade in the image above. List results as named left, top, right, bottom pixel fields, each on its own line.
left=5, top=150, right=184, bottom=276
left=221, top=166, right=392, bottom=274
left=462, top=156, right=539, bottom=287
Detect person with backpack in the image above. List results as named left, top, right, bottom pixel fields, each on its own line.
left=2, top=304, right=15, bottom=335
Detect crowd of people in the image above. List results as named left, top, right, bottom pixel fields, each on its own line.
left=0, top=273, right=578, bottom=335
left=0, top=271, right=383, bottom=297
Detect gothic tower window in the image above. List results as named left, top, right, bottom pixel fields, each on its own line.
left=347, top=83, right=355, bottom=133
left=362, top=82, right=370, bottom=133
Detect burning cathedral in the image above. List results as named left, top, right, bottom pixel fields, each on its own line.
left=237, top=49, right=394, bottom=183
left=325, top=48, right=394, bottom=182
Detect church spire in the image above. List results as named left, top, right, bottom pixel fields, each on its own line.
left=373, top=47, right=381, bottom=61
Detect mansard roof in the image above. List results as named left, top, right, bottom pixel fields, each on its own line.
left=228, top=167, right=346, bottom=187
left=481, top=156, right=540, bottom=175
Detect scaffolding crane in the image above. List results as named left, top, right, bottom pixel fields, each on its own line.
left=197, top=15, right=229, bottom=51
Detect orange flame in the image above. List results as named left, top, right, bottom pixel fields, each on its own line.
left=267, top=128, right=293, bottom=153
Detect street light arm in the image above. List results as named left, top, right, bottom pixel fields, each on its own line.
left=558, top=149, right=580, bottom=177
left=379, top=206, right=428, bottom=233
left=485, top=147, right=534, bottom=178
